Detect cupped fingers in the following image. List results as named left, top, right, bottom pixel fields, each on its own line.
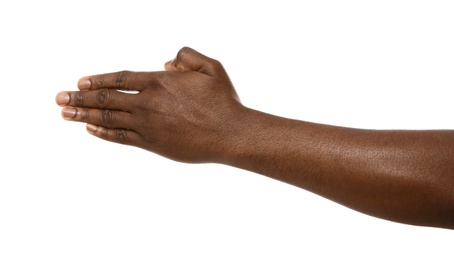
left=164, top=47, right=223, bottom=77
left=61, top=106, right=134, bottom=129
left=86, top=124, right=143, bottom=146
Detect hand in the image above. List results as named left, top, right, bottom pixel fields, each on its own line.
left=56, top=47, right=247, bottom=163
left=56, top=48, right=454, bottom=230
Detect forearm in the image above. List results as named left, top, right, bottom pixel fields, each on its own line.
left=57, top=47, right=454, bottom=229
left=219, top=108, right=454, bottom=229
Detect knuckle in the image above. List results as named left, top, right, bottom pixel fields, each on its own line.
left=116, top=70, right=129, bottom=89
left=211, top=58, right=222, bottom=67
left=96, top=89, right=110, bottom=108
left=116, top=130, right=127, bottom=143
left=101, top=109, right=114, bottom=127
left=175, top=47, right=192, bottom=63
left=93, top=77, right=105, bottom=88
left=81, top=109, right=89, bottom=121
left=100, top=128, right=108, bottom=138
left=74, top=92, right=84, bottom=106
left=208, top=58, right=223, bottom=71
left=177, top=46, right=191, bottom=57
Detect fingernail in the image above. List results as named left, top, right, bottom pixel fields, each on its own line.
left=62, top=107, right=77, bottom=119
left=78, top=78, right=91, bottom=90
left=86, top=124, right=98, bottom=133
left=56, top=92, right=70, bottom=106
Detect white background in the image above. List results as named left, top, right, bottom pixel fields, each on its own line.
left=1, top=1, right=453, bottom=259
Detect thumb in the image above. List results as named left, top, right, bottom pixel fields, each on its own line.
left=164, top=47, right=222, bottom=76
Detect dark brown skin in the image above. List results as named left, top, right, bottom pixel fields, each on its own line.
left=56, top=47, right=454, bottom=230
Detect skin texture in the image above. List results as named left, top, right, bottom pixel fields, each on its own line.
left=56, top=47, right=454, bottom=230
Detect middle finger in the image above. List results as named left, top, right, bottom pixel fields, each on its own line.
left=57, top=89, right=137, bottom=111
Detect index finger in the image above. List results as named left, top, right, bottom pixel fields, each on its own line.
left=78, top=71, right=154, bottom=91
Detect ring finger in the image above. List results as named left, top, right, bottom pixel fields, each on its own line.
left=56, top=89, right=137, bottom=111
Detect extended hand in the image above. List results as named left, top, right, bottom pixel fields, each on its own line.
left=56, top=47, right=454, bottom=229
left=56, top=47, right=246, bottom=163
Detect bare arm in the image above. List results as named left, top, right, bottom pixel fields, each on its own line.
left=56, top=47, right=454, bottom=229
left=221, top=109, right=454, bottom=229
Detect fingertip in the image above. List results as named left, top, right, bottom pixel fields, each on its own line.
left=86, top=124, right=98, bottom=134
left=61, top=107, right=77, bottom=119
left=164, top=59, right=176, bottom=71
left=55, top=91, right=70, bottom=106
left=78, top=77, right=91, bottom=90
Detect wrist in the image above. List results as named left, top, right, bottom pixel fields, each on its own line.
left=212, top=106, right=262, bottom=165
left=213, top=107, right=289, bottom=170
